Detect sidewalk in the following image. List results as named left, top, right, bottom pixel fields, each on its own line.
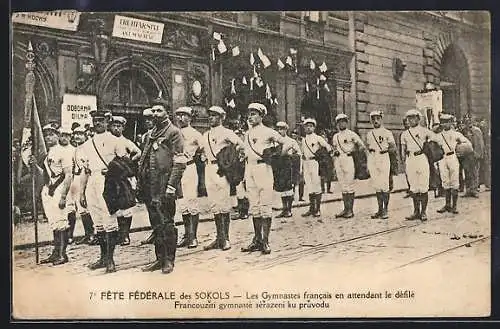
left=12, top=174, right=409, bottom=249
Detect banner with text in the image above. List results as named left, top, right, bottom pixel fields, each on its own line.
left=112, top=15, right=164, bottom=44
left=61, top=94, right=96, bottom=130
left=12, top=11, right=81, bottom=32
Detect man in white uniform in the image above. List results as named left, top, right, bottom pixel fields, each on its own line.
left=77, top=110, right=127, bottom=273
left=174, top=106, right=203, bottom=249
left=301, top=118, right=332, bottom=217
left=202, top=106, right=244, bottom=251
left=275, top=121, right=302, bottom=219
left=400, top=109, right=436, bottom=221
left=332, top=113, right=366, bottom=218
left=33, top=124, right=73, bottom=265
left=436, top=114, right=471, bottom=214
left=108, top=115, right=141, bottom=245
left=366, top=110, right=396, bottom=219
left=67, top=126, right=98, bottom=245
left=240, top=103, right=289, bottom=254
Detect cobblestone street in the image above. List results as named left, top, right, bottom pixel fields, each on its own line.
left=13, top=190, right=490, bottom=319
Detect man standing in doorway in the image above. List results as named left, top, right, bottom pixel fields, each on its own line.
left=462, top=114, right=484, bottom=198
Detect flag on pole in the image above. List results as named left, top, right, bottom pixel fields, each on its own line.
left=277, top=58, right=285, bottom=70
left=232, top=46, right=240, bottom=56
left=250, top=52, right=255, bottom=65
left=257, top=48, right=271, bottom=68
left=228, top=99, right=236, bottom=108
left=310, top=59, right=316, bottom=70
left=290, top=48, right=297, bottom=55
left=242, top=76, right=247, bottom=85
left=319, top=61, right=328, bottom=73
left=21, top=95, right=46, bottom=167
left=324, top=83, right=330, bottom=92
left=285, top=56, right=293, bottom=66
left=320, top=74, right=327, bottom=81
left=305, top=82, right=309, bottom=93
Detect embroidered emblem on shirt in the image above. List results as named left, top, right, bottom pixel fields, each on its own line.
left=344, top=139, right=348, bottom=143
left=252, top=138, right=257, bottom=144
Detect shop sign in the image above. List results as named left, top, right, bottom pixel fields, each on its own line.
left=12, top=11, right=80, bottom=31
left=60, top=94, right=96, bottom=129
left=112, top=15, right=164, bottom=44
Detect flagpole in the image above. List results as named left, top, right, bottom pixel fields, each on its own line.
left=23, top=41, right=39, bottom=264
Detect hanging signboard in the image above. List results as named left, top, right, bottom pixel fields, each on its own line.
left=12, top=11, right=81, bottom=32
left=415, top=89, right=442, bottom=128
left=112, top=15, right=164, bottom=44
left=60, top=94, right=96, bottom=130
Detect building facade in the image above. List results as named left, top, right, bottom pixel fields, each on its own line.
left=12, top=11, right=490, bottom=140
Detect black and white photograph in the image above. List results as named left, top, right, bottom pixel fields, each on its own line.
left=10, top=10, right=491, bottom=319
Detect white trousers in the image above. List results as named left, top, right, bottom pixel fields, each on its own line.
left=178, top=163, right=200, bottom=215
left=66, top=175, right=88, bottom=215
left=439, top=154, right=460, bottom=190
left=236, top=181, right=247, bottom=199
left=335, top=155, right=355, bottom=193
left=205, top=163, right=232, bottom=214
left=405, top=153, right=430, bottom=193
left=303, top=159, right=321, bottom=195
left=41, top=184, right=70, bottom=231
left=85, top=173, right=118, bottom=232
left=368, top=153, right=390, bottom=192
left=245, top=162, right=274, bottom=218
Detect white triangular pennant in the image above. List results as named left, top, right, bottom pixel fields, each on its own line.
left=305, top=82, right=309, bottom=93
left=217, top=40, right=227, bottom=54
left=285, top=56, right=292, bottom=66
left=317, top=88, right=320, bottom=99
left=290, top=48, right=297, bottom=55
left=213, top=32, right=221, bottom=40
left=265, top=84, right=272, bottom=99
left=274, top=97, right=278, bottom=105
left=319, top=61, right=328, bottom=73
left=250, top=53, right=255, bottom=65
left=324, top=83, right=330, bottom=92
left=310, top=59, right=316, bottom=70
left=242, top=76, right=247, bottom=85
left=320, top=74, right=327, bottom=81
left=232, top=46, right=240, bottom=56
left=228, top=99, right=236, bottom=108
left=262, top=55, right=271, bottom=68
left=256, top=77, right=264, bottom=88
left=211, top=47, right=216, bottom=61
left=250, top=78, right=254, bottom=90
left=230, top=79, right=236, bottom=94
left=277, top=58, right=285, bottom=70
left=253, top=65, right=258, bottom=78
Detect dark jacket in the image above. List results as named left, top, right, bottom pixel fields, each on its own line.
left=352, top=145, right=370, bottom=180
left=137, top=120, right=186, bottom=201
left=103, top=156, right=136, bottom=215
left=216, top=144, right=245, bottom=186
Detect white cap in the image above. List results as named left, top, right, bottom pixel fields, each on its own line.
left=104, top=111, right=113, bottom=118
left=73, top=126, right=86, bottom=133
left=276, top=121, right=289, bottom=129
left=369, top=110, right=383, bottom=118
left=405, top=109, right=421, bottom=118
left=440, top=113, right=454, bottom=121
left=143, top=108, right=153, bottom=117
left=303, top=118, right=317, bottom=126
left=111, top=116, right=127, bottom=125
left=58, top=127, right=73, bottom=135
left=248, top=102, right=267, bottom=116
left=208, top=106, right=226, bottom=116
left=42, top=123, right=58, bottom=132
left=335, top=113, right=349, bottom=122
left=174, top=106, right=193, bottom=116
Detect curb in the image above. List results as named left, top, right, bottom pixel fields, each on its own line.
left=13, top=188, right=407, bottom=251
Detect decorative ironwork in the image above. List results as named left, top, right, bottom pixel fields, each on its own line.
left=164, top=27, right=201, bottom=51
left=258, top=14, right=281, bottom=32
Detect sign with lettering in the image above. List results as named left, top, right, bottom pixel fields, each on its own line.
left=112, top=15, right=164, bottom=44
left=12, top=11, right=81, bottom=31
left=416, top=89, right=442, bottom=128
left=60, top=94, right=96, bottom=130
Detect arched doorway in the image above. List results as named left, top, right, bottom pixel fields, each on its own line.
left=99, top=57, right=169, bottom=141
left=440, top=44, right=471, bottom=119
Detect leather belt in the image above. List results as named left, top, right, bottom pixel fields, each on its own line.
left=445, top=151, right=455, bottom=156
left=210, top=160, right=218, bottom=165
left=369, top=149, right=388, bottom=154
left=407, top=151, right=423, bottom=157
left=247, top=159, right=266, bottom=164
left=303, top=156, right=316, bottom=160
left=186, top=159, right=195, bottom=166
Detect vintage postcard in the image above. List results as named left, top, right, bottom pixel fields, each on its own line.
left=11, top=10, right=491, bottom=319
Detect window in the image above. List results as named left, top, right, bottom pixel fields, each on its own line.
left=305, top=11, right=321, bottom=23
